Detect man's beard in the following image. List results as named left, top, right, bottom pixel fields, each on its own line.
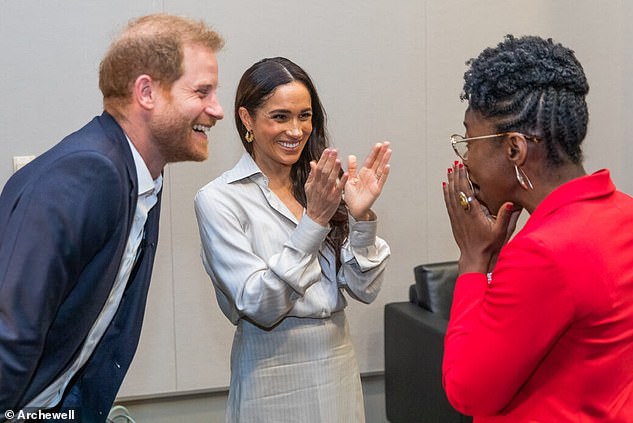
left=151, top=105, right=209, bottom=164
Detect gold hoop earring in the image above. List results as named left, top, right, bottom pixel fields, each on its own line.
left=515, top=165, right=534, bottom=190
left=245, top=130, right=254, bottom=143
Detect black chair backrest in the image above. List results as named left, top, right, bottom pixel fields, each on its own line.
left=413, top=261, right=459, bottom=320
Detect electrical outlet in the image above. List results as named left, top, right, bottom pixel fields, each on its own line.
left=13, top=155, right=36, bottom=173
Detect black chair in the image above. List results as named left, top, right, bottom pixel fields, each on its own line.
left=384, top=261, right=472, bottom=423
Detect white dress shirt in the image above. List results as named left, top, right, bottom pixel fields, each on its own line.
left=194, top=152, right=390, bottom=329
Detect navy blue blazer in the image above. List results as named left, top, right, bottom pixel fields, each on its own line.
left=0, top=112, right=161, bottom=421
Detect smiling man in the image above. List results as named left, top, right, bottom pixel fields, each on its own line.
left=0, top=14, right=223, bottom=421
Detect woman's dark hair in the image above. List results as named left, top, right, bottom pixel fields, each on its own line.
left=235, top=57, right=348, bottom=265
left=461, top=34, right=589, bottom=166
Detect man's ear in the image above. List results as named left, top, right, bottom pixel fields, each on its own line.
left=506, top=133, right=529, bottom=166
left=238, top=106, right=253, bottom=130
left=133, top=74, right=158, bottom=111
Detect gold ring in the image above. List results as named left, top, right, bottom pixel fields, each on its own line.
left=458, top=191, right=472, bottom=211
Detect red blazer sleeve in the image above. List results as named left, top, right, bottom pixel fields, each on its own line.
left=442, top=237, right=575, bottom=416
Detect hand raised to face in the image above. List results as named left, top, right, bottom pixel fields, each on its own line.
left=442, top=161, right=521, bottom=274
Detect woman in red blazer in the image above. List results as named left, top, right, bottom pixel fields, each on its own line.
left=442, top=35, right=633, bottom=422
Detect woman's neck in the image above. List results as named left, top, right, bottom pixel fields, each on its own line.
left=521, top=162, right=587, bottom=214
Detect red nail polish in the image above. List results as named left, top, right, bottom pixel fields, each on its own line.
left=442, top=182, right=447, bottom=188
left=448, top=168, right=453, bottom=174
left=459, top=163, right=464, bottom=169
left=506, top=203, right=514, bottom=210
left=454, top=160, right=459, bottom=166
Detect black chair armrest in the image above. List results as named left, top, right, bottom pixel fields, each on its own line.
left=384, top=302, right=471, bottom=423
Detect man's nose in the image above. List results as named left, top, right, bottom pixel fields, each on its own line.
left=206, top=96, right=224, bottom=120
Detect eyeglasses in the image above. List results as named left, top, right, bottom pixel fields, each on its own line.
left=450, top=133, right=506, bottom=161
left=450, top=133, right=539, bottom=160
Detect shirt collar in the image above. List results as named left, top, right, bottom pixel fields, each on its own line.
left=126, top=137, right=163, bottom=196
left=225, top=152, right=267, bottom=185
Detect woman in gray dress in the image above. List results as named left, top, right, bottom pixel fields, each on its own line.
left=195, top=57, right=391, bottom=422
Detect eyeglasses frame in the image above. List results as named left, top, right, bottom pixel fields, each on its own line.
left=450, top=132, right=540, bottom=161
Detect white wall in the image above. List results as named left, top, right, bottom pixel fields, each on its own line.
left=2, top=1, right=632, bottom=421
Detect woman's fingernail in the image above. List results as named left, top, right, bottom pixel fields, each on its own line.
left=448, top=168, right=453, bottom=174
left=458, top=163, right=464, bottom=169
left=442, top=182, right=447, bottom=188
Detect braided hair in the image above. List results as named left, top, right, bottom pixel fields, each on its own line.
left=461, top=35, right=589, bottom=167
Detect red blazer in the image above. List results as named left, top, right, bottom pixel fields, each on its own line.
left=443, top=170, right=633, bottom=422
